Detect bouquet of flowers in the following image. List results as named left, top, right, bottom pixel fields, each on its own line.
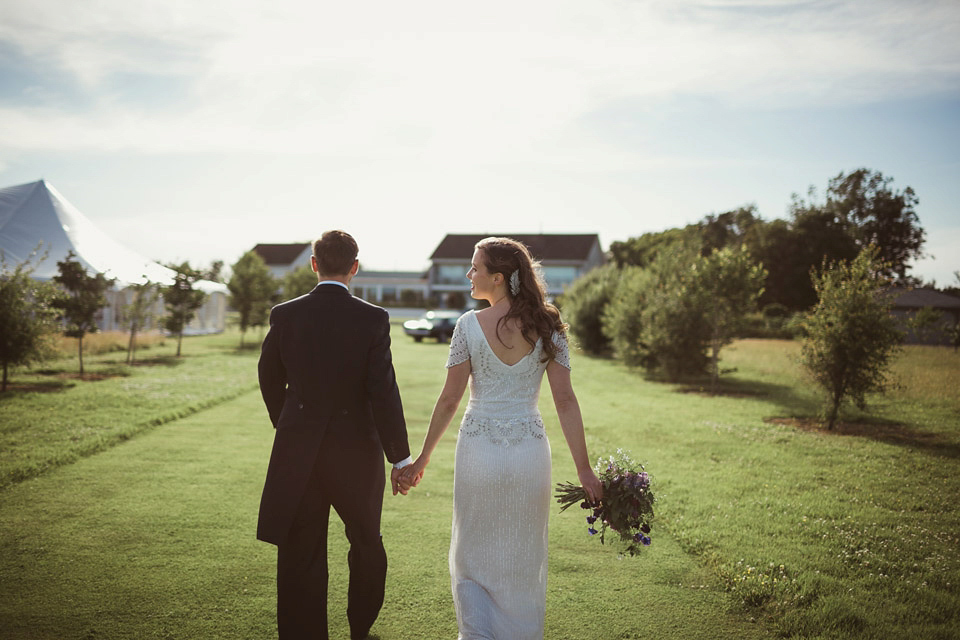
left=555, top=449, right=654, bottom=556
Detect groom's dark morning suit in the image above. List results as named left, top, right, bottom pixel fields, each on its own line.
left=257, top=282, right=410, bottom=639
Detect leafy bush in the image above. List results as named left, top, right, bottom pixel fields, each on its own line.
left=639, top=249, right=713, bottom=379
left=557, top=263, right=620, bottom=355
left=601, top=266, right=653, bottom=367
left=800, top=247, right=904, bottom=429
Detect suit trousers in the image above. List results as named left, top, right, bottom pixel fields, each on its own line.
left=276, top=432, right=387, bottom=640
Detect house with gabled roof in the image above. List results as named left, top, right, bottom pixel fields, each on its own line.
left=428, top=233, right=604, bottom=306
left=252, top=242, right=429, bottom=306
left=889, top=287, right=960, bottom=345
left=252, top=243, right=313, bottom=279
left=251, top=234, right=604, bottom=309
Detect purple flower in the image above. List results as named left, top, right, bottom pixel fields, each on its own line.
left=586, top=516, right=597, bottom=524
left=588, top=527, right=598, bottom=535
left=640, top=523, right=650, bottom=533
left=641, top=536, right=651, bottom=546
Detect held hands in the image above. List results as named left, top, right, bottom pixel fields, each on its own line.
left=390, top=467, right=410, bottom=496
left=397, top=456, right=428, bottom=495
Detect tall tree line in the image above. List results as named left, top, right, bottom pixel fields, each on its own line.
left=610, top=168, right=927, bottom=312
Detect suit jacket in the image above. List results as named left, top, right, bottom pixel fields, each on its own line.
left=256, top=283, right=409, bottom=546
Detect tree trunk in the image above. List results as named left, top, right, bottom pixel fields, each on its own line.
left=78, top=334, right=84, bottom=376
left=127, top=326, right=137, bottom=365
left=176, top=332, right=183, bottom=357
left=826, top=393, right=840, bottom=430
left=2, top=361, right=8, bottom=392
left=710, top=310, right=720, bottom=394
left=240, top=328, right=245, bottom=349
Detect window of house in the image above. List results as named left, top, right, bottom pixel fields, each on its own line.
left=437, top=265, right=468, bottom=285
left=542, top=266, right=579, bottom=290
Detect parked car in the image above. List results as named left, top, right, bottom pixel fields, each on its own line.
left=402, top=310, right=464, bottom=343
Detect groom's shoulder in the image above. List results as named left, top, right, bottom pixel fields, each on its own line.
left=347, top=294, right=390, bottom=318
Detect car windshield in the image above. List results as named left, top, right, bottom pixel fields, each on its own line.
left=425, top=311, right=460, bottom=319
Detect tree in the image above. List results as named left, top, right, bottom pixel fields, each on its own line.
left=162, top=262, right=208, bottom=357
left=0, top=251, right=59, bottom=391
left=282, top=263, right=317, bottom=300
left=608, top=227, right=696, bottom=268
left=799, top=247, right=904, bottom=430
left=228, top=251, right=277, bottom=347
left=123, top=280, right=160, bottom=364
left=600, top=265, right=653, bottom=367
left=824, top=169, right=925, bottom=281
left=698, top=247, right=767, bottom=391
left=698, top=205, right=761, bottom=254
left=558, top=263, right=620, bottom=356
left=51, top=252, right=115, bottom=375
left=638, top=247, right=713, bottom=380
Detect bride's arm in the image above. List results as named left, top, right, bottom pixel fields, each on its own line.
left=546, top=361, right=603, bottom=504
left=403, top=361, right=470, bottom=485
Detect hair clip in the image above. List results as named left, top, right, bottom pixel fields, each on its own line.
left=509, top=270, right=520, bottom=296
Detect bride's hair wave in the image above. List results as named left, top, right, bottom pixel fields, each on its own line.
left=475, top=237, right=566, bottom=362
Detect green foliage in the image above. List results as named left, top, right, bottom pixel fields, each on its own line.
left=699, top=248, right=767, bottom=388
left=638, top=247, right=714, bottom=379
left=800, top=247, right=904, bottom=429
left=0, top=251, right=60, bottom=391
left=612, top=169, right=925, bottom=312
left=600, top=265, right=652, bottom=367
left=51, top=251, right=115, bottom=375
left=122, top=280, right=160, bottom=364
left=606, top=246, right=765, bottom=382
left=608, top=226, right=696, bottom=268
left=824, top=168, right=925, bottom=282
left=556, top=263, right=620, bottom=355
left=282, top=263, right=317, bottom=301
left=227, top=251, right=276, bottom=346
left=162, top=261, right=208, bottom=356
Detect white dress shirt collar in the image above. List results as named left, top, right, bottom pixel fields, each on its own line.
left=317, top=280, right=349, bottom=290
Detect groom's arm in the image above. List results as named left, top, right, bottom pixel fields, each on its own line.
left=258, top=307, right=286, bottom=428
left=364, top=309, right=410, bottom=464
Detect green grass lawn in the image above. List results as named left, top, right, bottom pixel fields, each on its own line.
left=1, top=329, right=958, bottom=639
left=0, top=330, right=261, bottom=490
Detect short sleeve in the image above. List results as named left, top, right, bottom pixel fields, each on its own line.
left=445, top=314, right=470, bottom=368
left=551, top=330, right=571, bottom=370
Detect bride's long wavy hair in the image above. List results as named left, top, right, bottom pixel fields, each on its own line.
left=475, top=237, right=566, bottom=362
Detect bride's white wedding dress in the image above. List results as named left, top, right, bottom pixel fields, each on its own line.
left=445, top=310, right=570, bottom=640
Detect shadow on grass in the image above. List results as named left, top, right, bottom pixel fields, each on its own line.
left=766, top=416, right=960, bottom=459
left=129, top=355, right=185, bottom=367
left=670, top=374, right=818, bottom=416
left=0, top=379, right=75, bottom=395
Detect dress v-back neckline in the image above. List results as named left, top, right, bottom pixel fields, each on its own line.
left=470, top=310, right=539, bottom=368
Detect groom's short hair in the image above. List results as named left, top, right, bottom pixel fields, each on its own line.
left=313, top=230, right=359, bottom=276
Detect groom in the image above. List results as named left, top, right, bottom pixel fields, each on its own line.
left=257, top=230, right=413, bottom=640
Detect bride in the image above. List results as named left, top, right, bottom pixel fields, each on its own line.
left=401, top=237, right=603, bottom=639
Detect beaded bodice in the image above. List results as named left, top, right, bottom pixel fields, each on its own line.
left=446, top=310, right=570, bottom=446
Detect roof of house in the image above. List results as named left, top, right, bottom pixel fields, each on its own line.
left=252, top=243, right=310, bottom=266
left=890, top=287, right=960, bottom=310
left=429, top=234, right=600, bottom=261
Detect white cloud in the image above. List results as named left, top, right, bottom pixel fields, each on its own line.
left=1, top=0, right=958, bottom=163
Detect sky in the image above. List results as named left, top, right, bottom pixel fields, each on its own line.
left=1, top=0, right=958, bottom=284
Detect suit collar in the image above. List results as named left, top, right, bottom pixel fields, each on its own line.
left=310, top=282, right=351, bottom=296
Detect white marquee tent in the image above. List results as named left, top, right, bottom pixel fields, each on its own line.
left=0, top=179, right=226, bottom=334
